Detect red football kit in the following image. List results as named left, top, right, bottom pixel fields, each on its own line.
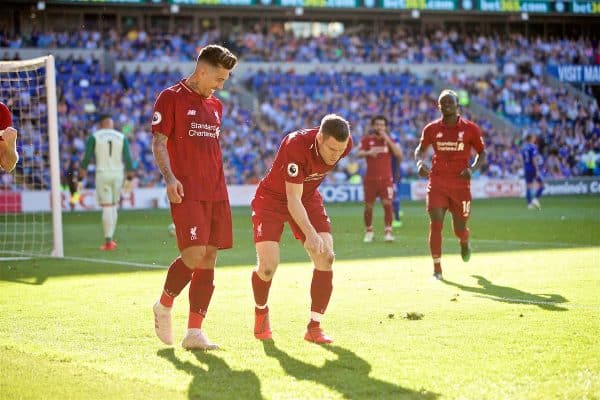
left=252, top=128, right=353, bottom=243
left=419, top=116, right=485, bottom=218
left=152, top=80, right=232, bottom=250
left=0, top=101, right=12, bottom=140
left=359, top=132, right=395, bottom=202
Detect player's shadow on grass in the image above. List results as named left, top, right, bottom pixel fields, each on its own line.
left=262, top=340, right=438, bottom=400
left=157, top=348, right=264, bottom=400
left=442, top=275, right=568, bottom=311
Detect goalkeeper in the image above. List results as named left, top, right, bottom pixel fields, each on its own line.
left=0, top=101, right=19, bottom=172
left=80, top=114, right=137, bottom=251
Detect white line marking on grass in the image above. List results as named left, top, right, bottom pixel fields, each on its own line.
left=473, top=239, right=576, bottom=248
left=58, top=256, right=167, bottom=269
left=0, top=257, right=32, bottom=261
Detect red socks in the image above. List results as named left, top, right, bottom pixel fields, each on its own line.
left=429, top=220, right=443, bottom=262
left=188, top=268, right=214, bottom=329
left=160, top=257, right=193, bottom=307
left=383, top=203, right=393, bottom=228
left=454, top=226, right=470, bottom=244
left=364, top=207, right=373, bottom=229
left=252, top=270, right=272, bottom=314
left=310, top=269, right=333, bottom=315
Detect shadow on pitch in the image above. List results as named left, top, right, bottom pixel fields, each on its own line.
left=158, top=348, right=264, bottom=400
left=262, top=341, right=438, bottom=400
left=442, top=275, right=568, bottom=311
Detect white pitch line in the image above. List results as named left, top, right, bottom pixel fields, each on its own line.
left=58, top=255, right=167, bottom=269
left=473, top=239, right=577, bottom=248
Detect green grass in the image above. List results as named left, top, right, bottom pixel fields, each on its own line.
left=1, top=196, right=599, bottom=399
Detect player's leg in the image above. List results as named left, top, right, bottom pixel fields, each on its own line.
left=427, top=186, right=449, bottom=280
left=524, top=170, right=535, bottom=208
left=449, top=188, right=472, bottom=263
left=109, top=172, right=124, bottom=242
left=251, top=203, right=285, bottom=340
left=253, top=241, right=280, bottom=340
left=392, top=181, right=403, bottom=228
left=363, top=182, right=376, bottom=242
left=304, top=232, right=335, bottom=344
left=381, top=183, right=394, bottom=242
left=532, top=176, right=544, bottom=209
left=182, top=200, right=234, bottom=349
left=95, top=172, right=117, bottom=250
left=182, top=244, right=219, bottom=350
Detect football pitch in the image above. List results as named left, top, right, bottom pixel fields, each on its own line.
left=1, top=196, right=599, bottom=400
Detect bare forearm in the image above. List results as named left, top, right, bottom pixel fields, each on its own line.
left=288, top=197, right=317, bottom=238
left=471, top=150, right=487, bottom=171
left=0, top=143, right=18, bottom=172
left=384, top=135, right=402, bottom=158
left=152, top=134, right=176, bottom=183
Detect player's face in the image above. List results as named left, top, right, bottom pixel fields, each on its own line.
left=372, top=119, right=387, bottom=135
left=318, top=133, right=348, bottom=165
left=438, top=94, right=458, bottom=117
left=198, top=64, right=232, bottom=97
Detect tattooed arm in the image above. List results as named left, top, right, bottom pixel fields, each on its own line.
left=152, top=133, right=184, bottom=203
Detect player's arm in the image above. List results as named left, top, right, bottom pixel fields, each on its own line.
left=460, top=149, right=487, bottom=179
left=460, top=126, right=487, bottom=179
left=381, top=131, right=402, bottom=159
left=0, top=127, right=19, bottom=172
left=122, top=137, right=137, bottom=193
left=285, top=181, right=324, bottom=254
left=152, top=132, right=184, bottom=203
left=414, top=143, right=430, bottom=178
left=356, top=137, right=375, bottom=158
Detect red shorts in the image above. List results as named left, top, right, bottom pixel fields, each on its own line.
left=170, top=198, right=233, bottom=251
left=364, top=179, right=394, bottom=203
left=251, top=193, right=331, bottom=243
left=426, top=183, right=472, bottom=219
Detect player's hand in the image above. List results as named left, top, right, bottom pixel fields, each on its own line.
left=367, top=149, right=378, bottom=157
left=304, top=232, right=325, bottom=254
left=0, top=127, right=17, bottom=143
left=417, top=161, right=430, bottom=178
left=76, top=180, right=84, bottom=193
left=459, top=167, right=473, bottom=180
left=166, top=177, right=184, bottom=203
left=123, top=179, right=133, bottom=194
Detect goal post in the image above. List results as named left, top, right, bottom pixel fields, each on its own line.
left=0, top=55, right=63, bottom=258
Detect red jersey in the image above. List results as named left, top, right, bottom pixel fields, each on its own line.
left=0, top=102, right=12, bottom=141
left=359, top=133, right=394, bottom=181
left=419, top=116, right=485, bottom=187
left=151, top=80, right=227, bottom=201
left=255, top=128, right=353, bottom=204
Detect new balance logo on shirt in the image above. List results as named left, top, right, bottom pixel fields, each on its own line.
left=187, top=109, right=196, bottom=116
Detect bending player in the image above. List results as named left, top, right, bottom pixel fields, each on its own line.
left=0, top=101, right=19, bottom=172
left=414, top=90, right=486, bottom=280
left=251, top=114, right=352, bottom=344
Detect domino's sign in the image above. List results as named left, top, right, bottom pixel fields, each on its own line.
left=547, top=65, right=600, bottom=84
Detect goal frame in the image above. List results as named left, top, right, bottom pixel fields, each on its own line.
left=0, top=55, right=63, bottom=258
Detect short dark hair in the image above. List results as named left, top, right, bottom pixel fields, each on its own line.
left=320, top=114, right=350, bottom=142
left=371, top=115, right=388, bottom=126
left=97, top=114, right=112, bottom=123
left=197, top=45, right=237, bottom=70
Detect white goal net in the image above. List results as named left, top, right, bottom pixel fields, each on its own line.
left=0, top=55, right=63, bottom=258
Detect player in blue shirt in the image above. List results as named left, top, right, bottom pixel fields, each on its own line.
left=390, top=133, right=403, bottom=227
left=521, top=134, right=544, bottom=209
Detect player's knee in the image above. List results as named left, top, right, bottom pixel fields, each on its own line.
left=258, top=259, right=279, bottom=278
left=182, top=248, right=207, bottom=269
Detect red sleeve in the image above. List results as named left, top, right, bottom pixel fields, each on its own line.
left=151, top=90, right=175, bottom=138
left=282, top=136, right=307, bottom=185
left=359, top=135, right=370, bottom=151
left=0, top=102, right=12, bottom=130
left=419, top=125, right=432, bottom=149
left=470, top=122, right=485, bottom=153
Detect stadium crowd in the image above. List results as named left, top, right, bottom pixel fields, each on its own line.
left=1, top=40, right=599, bottom=189
left=1, top=26, right=599, bottom=65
